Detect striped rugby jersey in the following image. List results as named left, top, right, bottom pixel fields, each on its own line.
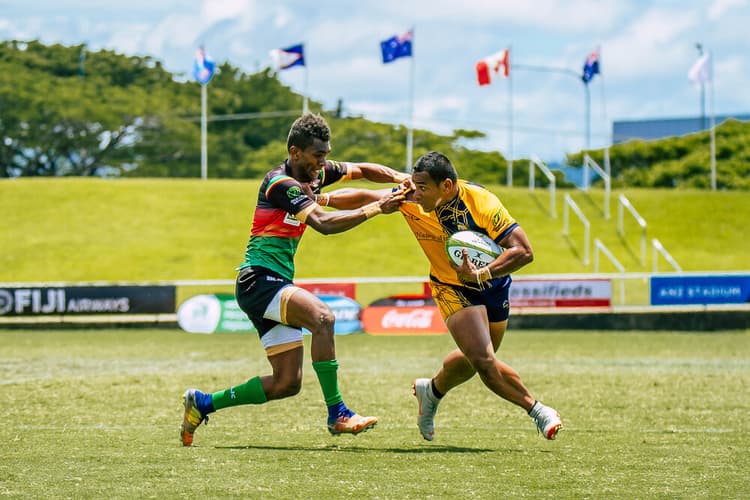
left=239, top=159, right=351, bottom=279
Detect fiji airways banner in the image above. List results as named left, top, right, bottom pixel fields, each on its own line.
left=0, top=286, right=175, bottom=316
left=510, top=279, right=612, bottom=308
left=650, top=275, right=750, bottom=305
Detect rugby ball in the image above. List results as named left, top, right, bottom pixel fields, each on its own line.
left=445, top=230, right=502, bottom=267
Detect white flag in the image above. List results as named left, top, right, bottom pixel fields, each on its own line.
left=688, top=52, right=712, bottom=83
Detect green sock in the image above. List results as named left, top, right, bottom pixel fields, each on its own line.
left=211, top=376, right=267, bottom=410
left=313, top=359, right=343, bottom=407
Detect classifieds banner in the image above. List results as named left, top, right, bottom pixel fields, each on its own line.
left=0, top=285, right=175, bottom=316
left=651, top=275, right=750, bottom=305
left=509, top=279, right=612, bottom=308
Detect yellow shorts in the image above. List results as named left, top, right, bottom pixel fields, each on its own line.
left=429, top=278, right=511, bottom=323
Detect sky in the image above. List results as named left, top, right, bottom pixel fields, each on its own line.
left=1, top=0, right=749, bottom=165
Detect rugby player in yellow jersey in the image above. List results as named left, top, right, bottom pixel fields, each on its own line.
left=179, top=113, right=409, bottom=446
left=321, top=151, right=562, bottom=441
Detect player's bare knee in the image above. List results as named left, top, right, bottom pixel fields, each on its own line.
left=275, top=375, right=302, bottom=398
left=309, top=307, right=335, bottom=335
left=470, top=355, right=496, bottom=377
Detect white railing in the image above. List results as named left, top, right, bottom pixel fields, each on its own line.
left=582, top=152, right=612, bottom=219
left=652, top=238, right=682, bottom=272
left=617, top=194, right=647, bottom=267
left=562, top=194, right=590, bottom=265
left=593, top=238, right=625, bottom=305
left=529, top=155, right=556, bottom=218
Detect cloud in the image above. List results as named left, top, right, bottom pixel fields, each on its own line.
left=708, top=0, right=748, bottom=20
left=602, top=7, right=699, bottom=80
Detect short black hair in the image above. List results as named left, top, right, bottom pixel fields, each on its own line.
left=412, top=151, right=457, bottom=184
left=287, top=113, right=331, bottom=151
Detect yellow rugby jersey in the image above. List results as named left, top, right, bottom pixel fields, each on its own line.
left=399, top=180, right=518, bottom=288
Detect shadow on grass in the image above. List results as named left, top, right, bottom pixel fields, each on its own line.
left=214, top=444, right=503, bottom=453
left=562, top=234, right=584, bottom=263
left=617, top=233, right=641, bottom=266
left=529, top=191, right=551, bottom=217
left=580, top=191, right=606, bottom=218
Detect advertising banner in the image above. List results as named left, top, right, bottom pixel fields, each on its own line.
left=297, top=282, right=356, bottom=300
left=177, top=294, right=362, bottom=334
left=177, top=294, right=255, bottom=334
left=361, top=306, right=447, bottom=335
left=510, top=279, right=612, bottom=308
left=0, top=286, right=175, bottom=316
left=650, top=275, right=750, bottom=305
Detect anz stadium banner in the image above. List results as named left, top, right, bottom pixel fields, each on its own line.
left=0, top=286, right=175, bottom=316
left=650, top=275, right=750, bottom=305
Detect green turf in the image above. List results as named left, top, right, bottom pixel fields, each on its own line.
left=1, top=328, right=748, bottom=498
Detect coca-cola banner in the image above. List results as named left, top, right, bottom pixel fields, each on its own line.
left=510, top=279, right=612, bottom=308
left=361, top=306, right=447, bottom=335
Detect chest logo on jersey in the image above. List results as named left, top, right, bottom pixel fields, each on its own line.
left=283, top=212, right=301, bottom=226
left=286, top=186, right=302, bottom=199
left=492, top=210, right=503, bottom=231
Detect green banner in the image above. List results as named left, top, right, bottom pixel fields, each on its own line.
left=177, top=294, right=256, bottom=334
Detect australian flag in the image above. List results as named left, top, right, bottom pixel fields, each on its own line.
left=380, top=30, right=413, bottom=64
left=193, top=46, right=216, bottom=85
left=581, top=48, right=600, bottom=84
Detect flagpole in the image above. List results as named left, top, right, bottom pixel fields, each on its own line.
left=709, top=53, right=716, bottom=191
left=585, top=82, right=591, bottom=150
left=201, top=83, right=207, bottom=180
left=507, top=45, right=513, bottom=187
left=303, top=52, right=309, bottom=114
left=696, top=44, right=706, bottom=130
left=406, top=29, right=416, bottom=172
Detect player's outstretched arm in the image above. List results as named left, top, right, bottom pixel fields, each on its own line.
left=316, top=188, right=393, bottom=210
left=300, top=187, right=407, bottom=235
left=347, top=162, right=411, bottom=184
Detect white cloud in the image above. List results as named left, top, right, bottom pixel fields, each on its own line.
left=708, top=0, right=748, bottom=19
left=602, top=7, right=699, bottom=80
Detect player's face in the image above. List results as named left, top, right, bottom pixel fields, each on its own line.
left=411, top=171, right=446, bottom=211
left=294, top=138, right=331, bottom=182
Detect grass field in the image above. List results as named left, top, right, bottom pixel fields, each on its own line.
left=2, top=328, right=748, bottom=498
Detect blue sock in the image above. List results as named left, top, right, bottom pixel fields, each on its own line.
left=196, top=389, right=215, bottom=415
left=327, top=401, right=353, bottom=421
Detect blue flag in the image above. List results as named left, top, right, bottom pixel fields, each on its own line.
left=270, top=44, right=305, bottom=70
left=581, top=48, right=600, bottom=84
left=193, top=46, right=215, bottom=85
left=380, top=31, right=413, bottom=64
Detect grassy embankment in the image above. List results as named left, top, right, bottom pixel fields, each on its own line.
left=2, top=178, right=748, bottom=305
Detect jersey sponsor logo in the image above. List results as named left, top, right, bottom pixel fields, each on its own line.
left=286, top=186, right=302, bottom=199
left=492, top=209, right=506, bottom=232
left=265, top=275, right=285, bottom=282
left=283, top=212, right=301, bottom=226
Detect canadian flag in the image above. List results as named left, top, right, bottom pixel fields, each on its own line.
left=476, top=49, right=509, bottom=86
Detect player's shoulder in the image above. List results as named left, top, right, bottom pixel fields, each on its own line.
left=459, top=179, right=500, bottom=203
